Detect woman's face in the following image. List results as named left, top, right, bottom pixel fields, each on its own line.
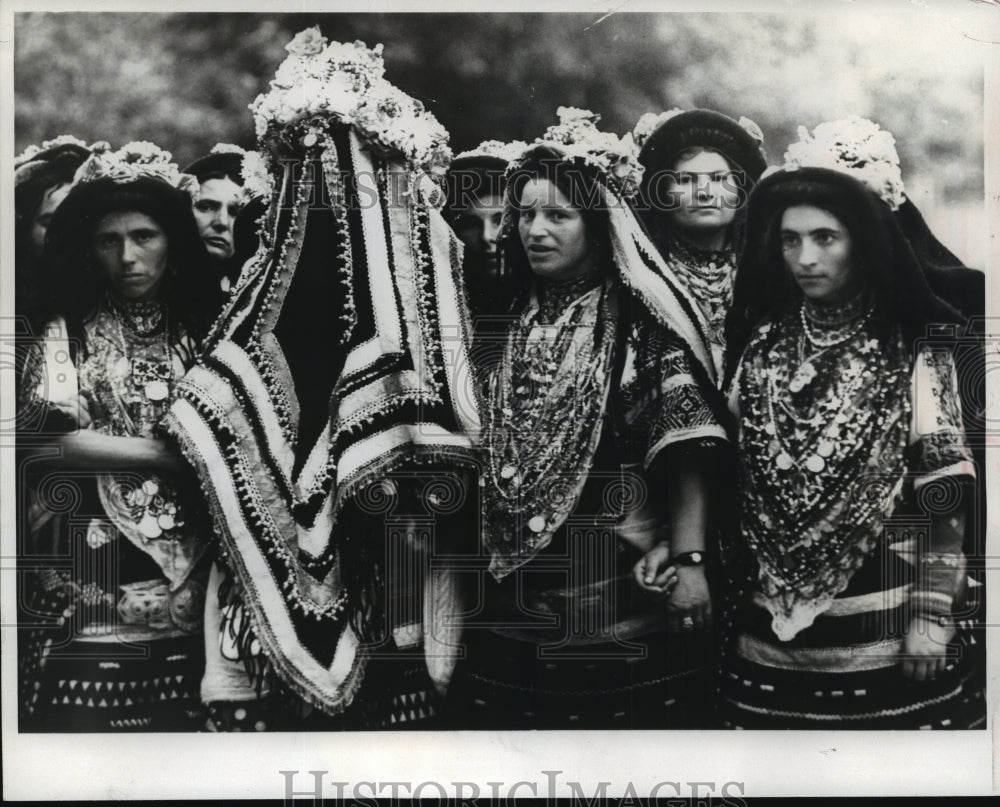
left=92, top=210, right=170, bottom=302
left=780, top=205, right=859, bottom=304
left=663, top=149, right=740, bottom=237
left=517, top=177, right=595, bottom=282
left=193, top=177, right=243, bottom=264
left=451, top=191, right=505, bottom=278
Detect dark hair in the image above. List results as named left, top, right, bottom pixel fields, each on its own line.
left=443, top=158, right=508, bottom=224
left=724, top=167, right=963, bottom=384
left=40, top=177, right=222, bottom=352
left=183, top=152, right=244, bottom=187
left=15, top=155, right=83, bottom=329
left=197, top=168, right=242, bottom=185
left=637, top=145, right=752, bottom=259
left=636, top=109, right=767, bottom=260
left=500, top=145, right=613, bottom=312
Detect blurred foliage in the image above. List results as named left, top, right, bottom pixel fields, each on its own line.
left=14, top=10, right=984, bottom=202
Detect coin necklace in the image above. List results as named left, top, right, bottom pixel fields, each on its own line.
left=115, top=305, right=172, bottom=405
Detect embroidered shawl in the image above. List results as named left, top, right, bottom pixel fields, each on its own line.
left=162, top=125, right=481, bottom=714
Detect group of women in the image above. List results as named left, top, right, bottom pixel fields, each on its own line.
left=15, top=28, right=985, bottom=733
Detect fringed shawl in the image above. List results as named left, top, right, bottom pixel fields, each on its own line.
left=162, top=124, right=481, bottom=715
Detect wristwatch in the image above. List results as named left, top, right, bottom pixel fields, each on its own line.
left=671, top=551, right=705, bottom=567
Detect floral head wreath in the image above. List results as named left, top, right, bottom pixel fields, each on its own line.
left=249, top=26, right=452, bottom=184
left=782, top=116, right=906, bottom=210
left=72, top=141, right=199, bottom=196
left=508, top=107, right=643, bottom=200
left=210, top=143, right=246, bottom=158
left=15, top=134, right=92, bottom=168
left=14, top=135, right=109, bottom=187
left=452, top=139, right=529, bottom=166
left=631, top=108, right=685, bottom=149
left=240, top=149, right=275, bottom=202
left=633, top=109, right=766, bottom=153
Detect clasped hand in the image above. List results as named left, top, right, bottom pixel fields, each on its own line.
left=632, top=544, right=712, bottom=633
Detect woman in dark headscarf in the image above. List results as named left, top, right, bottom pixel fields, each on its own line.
left=633, top=109, right=768, bottom=380
left=14, top=136, right=95, bottom=332
left=19, top=142, right=219, bottom=731
left=183, top=144, right=248, bottom=295
left=443, top=139, right=527, bottom=380
left=782, top=115, right=987, bottom=606
left=720, top=164, right=983, bottom=729
left=443, top=109, right=731, bottom=729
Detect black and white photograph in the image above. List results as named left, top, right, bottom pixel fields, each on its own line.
left=2, top=0, right=997, bottom=800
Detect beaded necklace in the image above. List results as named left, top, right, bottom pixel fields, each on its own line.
left=667, top=236, right=736, bottom=346
left=536, top=269, right=604, bottom=324
left=107, top=294, right=173, bottom=415
left=788, top=292, right=874, bottom=393
left=482, top=280, right=617, bottom=570
left=737, top=305, right=911, bottom=638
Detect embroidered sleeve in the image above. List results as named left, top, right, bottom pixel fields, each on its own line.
left=907, top=345, right=974, bottom=616
left=910, top=551, right=966, bottom=619
left=18, top=318, right=79, bottom=435
left=622, top=325, right=726, bottom=469
left=909, top=344, right=975, bottom=488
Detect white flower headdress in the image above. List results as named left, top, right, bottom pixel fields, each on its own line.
left=240, top=149, right=275, bottom=202
left=250, top=26, right=452, bottom=179
left=633, top=108, right=766, bottom=158
left=783, top=116, right=906, bottom=210
left=15, top=135, right=109, bottom=188
left=15, top=134, right=94, bottom=168
left=210, top=143, right=247, bottom=157
left=453, top=139, right=529, bottom=166
left=513, top=106, right=643, bottom=199
left=631, top=108, right=685, bottom=149
left=72, top=141, right=199, bottom=196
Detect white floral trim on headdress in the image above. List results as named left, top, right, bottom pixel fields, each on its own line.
left=240, top=149, right=275, bottom=202
left=14, top=134, right=91, bottom=168
left=210, top=143, right=247, bottom=157
left=633, top=109, right=766, bottom=159
left=453, top=139, right=529, bottom=166
left=631, top=108, right=685, bottom=149
left=72, top=141, right=199, bottom=196
left=519, top=106, right=643, bottom=198
left=250, top=26, right=451, bottom=179
left=737, top=116, right=765, bottom=147
left=783, top=116, right=906, bottom=210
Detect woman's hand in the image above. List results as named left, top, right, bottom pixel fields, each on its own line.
left=901, top=616, right=955, bottom=681
left=666, top=565, right=712, bottom=633
left=633, top=543, right=678, bottom=596
left=50, top=393, right=92, bottom=429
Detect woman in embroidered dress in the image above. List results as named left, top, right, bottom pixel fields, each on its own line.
left=19, top=143, right=220, bottom=731
left=784, top=117, right=987, bottom=581
left=443, top=109, right=730, bottom=729
left=633, top=109, right=768, bottom=381
left=14, top=136, right=96, bottom=728
left=720, top=165, right=984, bottom=729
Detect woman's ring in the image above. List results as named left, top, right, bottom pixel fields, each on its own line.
left=681, top=616, right=695, bottom=629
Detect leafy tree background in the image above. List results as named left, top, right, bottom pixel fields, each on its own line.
left=13, top=8, right=989, bottom=265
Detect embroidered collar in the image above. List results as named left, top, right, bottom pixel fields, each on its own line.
left=107, top=294, right=166, bottom=337
left=536, top=267, right=606, bottom=324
